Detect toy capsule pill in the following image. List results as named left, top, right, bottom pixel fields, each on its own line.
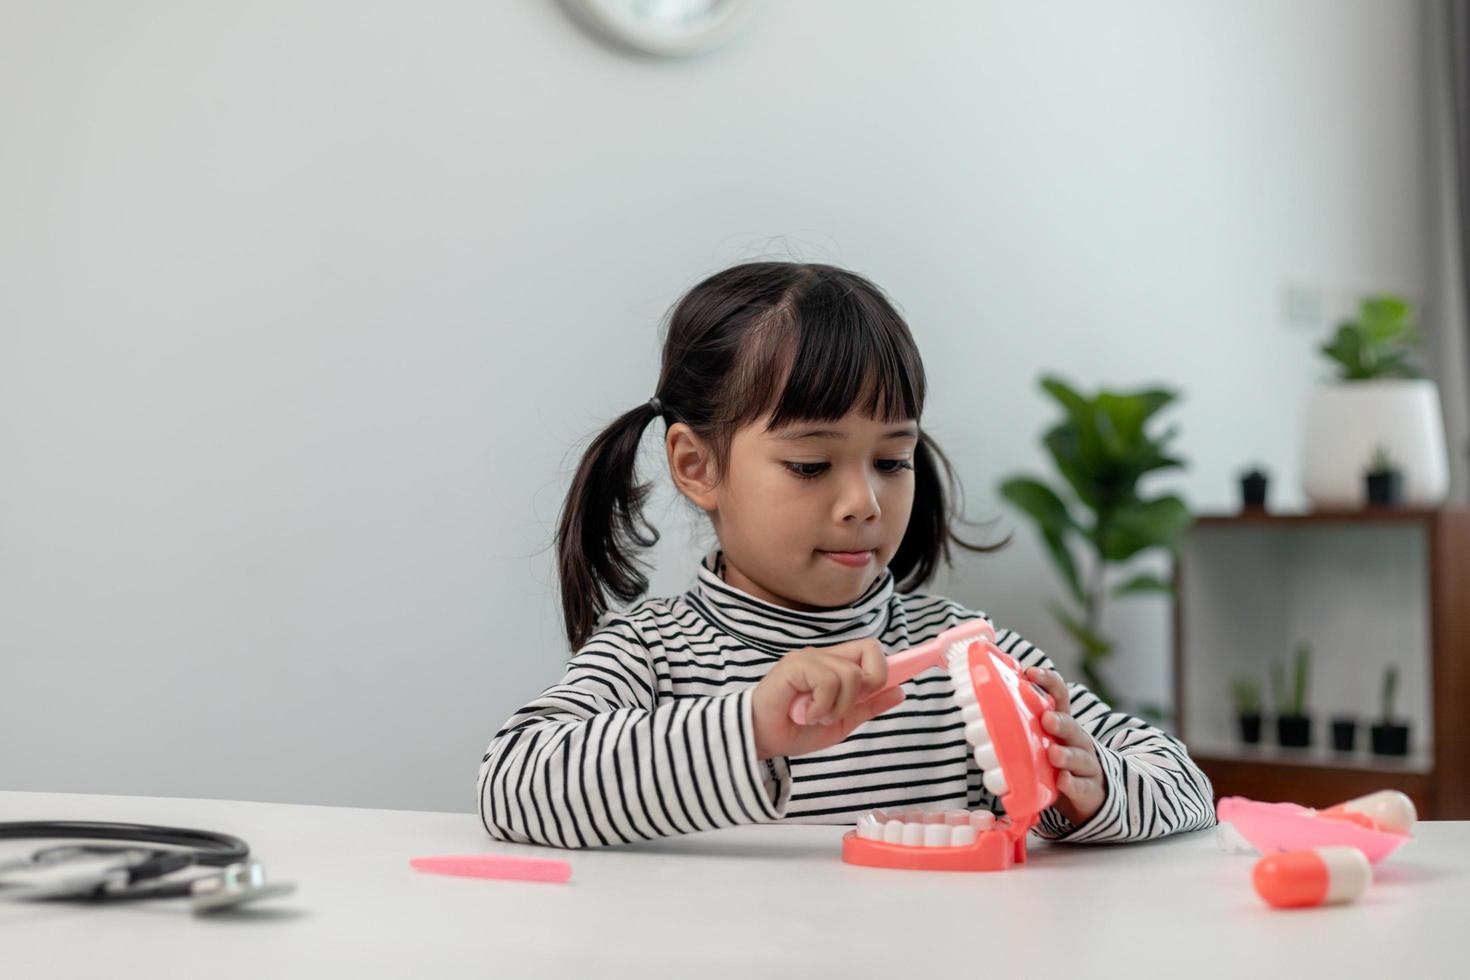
left=1252, top=846, right=1371, bottom=909
left=1318, top=790, right=1417, bottom=835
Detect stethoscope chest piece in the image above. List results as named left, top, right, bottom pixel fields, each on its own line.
left=189, top=860, right=295, bottom=913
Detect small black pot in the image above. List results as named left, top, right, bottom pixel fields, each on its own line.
left=1276, top=714, right=1312, bottom=748
left=1240, top=473, right=1269, bottom=510
left=1365, top=470, right=1403, bottom=506
left=1237, top=712, right=1262, bottom=744
left=1371, top=722, right=1410, bottom=756
left=1330, top=717, right=1357, bottom=752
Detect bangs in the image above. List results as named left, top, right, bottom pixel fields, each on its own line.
left=719, top=268, right=926, bottom=434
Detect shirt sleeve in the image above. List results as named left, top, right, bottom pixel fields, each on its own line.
left=476, top=615, right=790, bottom=848
left=971, top=620, right=1217, bottom=844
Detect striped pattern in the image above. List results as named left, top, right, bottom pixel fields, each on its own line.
left=478, top=551, right=1217, bottom=848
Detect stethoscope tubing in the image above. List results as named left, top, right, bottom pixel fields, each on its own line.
left=0, top=820, right=253, bottom=901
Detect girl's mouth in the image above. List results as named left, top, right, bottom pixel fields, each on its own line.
left=819, top=550, right=874, bottom=568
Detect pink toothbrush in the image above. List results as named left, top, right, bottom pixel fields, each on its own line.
left=409, top=854, right=572, bottom=883
left=788, top=620, right=998, bottom=724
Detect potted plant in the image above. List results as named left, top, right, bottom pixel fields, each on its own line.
left=1301, top=294, right=1449, bottom=507
left=1371, top=665, right=1411, bottom=756
left=1271, top=643, right=1312, bottom=748
left=1231, top=677, right=1262, bottom=744
left=1239, top=466, right=1269, bottom=511
left=1330, top=715, right=1358, bottom=753
left=1364, top=445, right=1404, bottom=506
left=999, top=377, right=1191, bottom=717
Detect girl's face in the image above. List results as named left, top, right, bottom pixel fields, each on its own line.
left=668, top=410, right=919, bottom=610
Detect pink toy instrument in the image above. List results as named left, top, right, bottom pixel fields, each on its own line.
left=1216, top=792, right=1414, bottom=866
left=409, top=854, right=572, bottom=883
left=787, top=620, right=997, bottom=725
left=834, top=621, right=1061, bottom=871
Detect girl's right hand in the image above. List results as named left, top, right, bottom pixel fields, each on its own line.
left=751, top=638, right=905, bottom=760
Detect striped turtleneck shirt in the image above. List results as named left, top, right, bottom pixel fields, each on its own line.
left=477, top=551, right=1216, bottom=848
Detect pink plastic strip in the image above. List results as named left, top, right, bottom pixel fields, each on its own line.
left=409, top=854, right=573, bottom=883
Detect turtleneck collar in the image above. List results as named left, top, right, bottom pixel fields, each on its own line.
left=684, top=549, right=895, bottom=655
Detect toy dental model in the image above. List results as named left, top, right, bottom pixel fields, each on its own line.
left=827, top=621, right=1061, bottom=871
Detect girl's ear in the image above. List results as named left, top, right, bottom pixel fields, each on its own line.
left=666, top=423, right=719, bottom=512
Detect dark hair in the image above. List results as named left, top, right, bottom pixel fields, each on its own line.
left=555, top=261, right=1004, bottom=650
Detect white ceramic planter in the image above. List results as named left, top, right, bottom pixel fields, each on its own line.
left=1301, top=379, right=1450, bottom=507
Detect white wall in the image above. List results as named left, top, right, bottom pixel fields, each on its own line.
left=0, top=1, right=1434, bottom=811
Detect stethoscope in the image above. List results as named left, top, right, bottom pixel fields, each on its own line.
left=0, top=820, right=295, bottom=913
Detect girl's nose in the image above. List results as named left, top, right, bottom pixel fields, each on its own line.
left=836, top=470, right=881, bottom=524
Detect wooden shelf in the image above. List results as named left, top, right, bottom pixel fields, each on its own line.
left=1190, top=740, right=1433, bottom=774
left=1173, top=506, right=1470, bottom=819
left=1194, top=508, right=1446, bottom=526
left=1192, top=755, right=1435, bottom=817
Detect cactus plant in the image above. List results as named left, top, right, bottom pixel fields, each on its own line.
left=1371, top=664, right=1410, bottom=756
left=1270, top=643, right=1311, bottom=717
left=1231, top=677, right=1262, bottom=715
left=1380, top=664, right=1400, bottom=722
left=1366, top=445, right=1398, bottom=475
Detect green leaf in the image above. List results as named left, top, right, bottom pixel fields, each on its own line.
left=1372, top=352, right=1421, bottom=379
left=1095, top=388, right=1177, bottom=448
left=1361, top=294, right=1409, bottom=329
left=1112, top=573, right=1174, bottom=597
left=998, top=477, right=1075, bottom=535
left=1100, top=495, right=1193, bottom=562
left=1043, top=425, right=1102, bottom=509
left=1322, top=325, right=1366, bottom=378
left=1039, top=377, right=1109, bottom=507
left=1040, top=529, right=1085, bottom=605
left=999, top=477, right=1085, bottom=603
left=1039, top=375, right=1091, bottom=421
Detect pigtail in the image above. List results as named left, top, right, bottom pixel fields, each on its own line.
left=890, top=430, right=1007, bottom=591
left=556, top=401, right=665, bottom=650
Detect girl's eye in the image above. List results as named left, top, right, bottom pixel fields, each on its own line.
left=785, top=461, right=830, bottom=479
left=783, top=459, right=914, bottom=479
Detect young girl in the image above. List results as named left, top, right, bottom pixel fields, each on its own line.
left=478, top=261, right=1215, bottom=849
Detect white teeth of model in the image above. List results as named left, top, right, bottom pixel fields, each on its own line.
left=872, top=812, right=998, bottom=848
left=867, top=808, right=888, bottom=823
left=924, top=811, right=947, bottom=825
left=964, top=720, right=989, bottom=746
left=952, top=678, right=976, bottom=703
left=960, top=703, right=982, bottom=724
left=900, top=808, right=923, bottom=823
left=973, top=742, right=999, bottom=771
left=983, top=768, right=1010, bottom=797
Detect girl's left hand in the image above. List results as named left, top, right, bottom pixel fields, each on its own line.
left=1025, top=666, right=1106, bottom=828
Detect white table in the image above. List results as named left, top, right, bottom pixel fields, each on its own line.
left=0, top=791, right=1463, bottom=978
